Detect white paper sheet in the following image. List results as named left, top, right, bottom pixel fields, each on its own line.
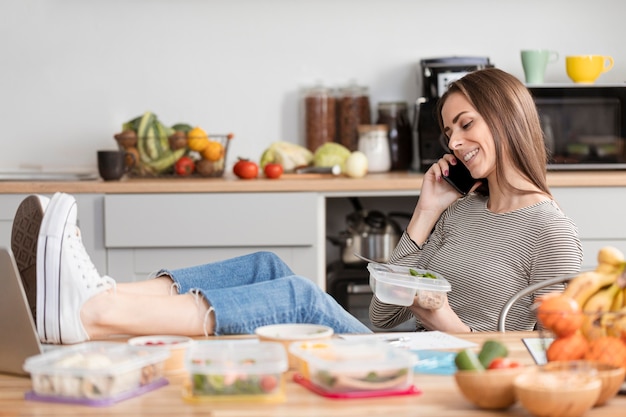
left=340, top=331, right=477, bottom=350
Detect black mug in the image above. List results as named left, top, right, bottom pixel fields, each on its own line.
left=97, top=150, right=132, bottom=181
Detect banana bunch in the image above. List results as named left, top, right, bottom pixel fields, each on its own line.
left=563, top=246, right=626, bottom=340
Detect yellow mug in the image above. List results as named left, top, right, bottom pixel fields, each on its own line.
left=566, top=55, right=614, bottom=83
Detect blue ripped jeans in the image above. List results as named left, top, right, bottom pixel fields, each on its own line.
left=157, top=252, right=372, bottom=335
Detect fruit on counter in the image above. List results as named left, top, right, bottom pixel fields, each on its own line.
left=535, top=293, right=583, bottom=337
left=124, top=147, right=140, bottom=168
left=536, top=246, right=626, bottom=366
left=263, top=163, right=283, bottom=179
left=313, top=142, right=351, bottom=170
left=259, top=141, right=313, bottom=171
left=233, top=158, right=259, bottom=179
left=455, top=340, right=514, bottom=371
left=477, top=340, right=509, bottom=369
left=344, top=151, right=368, bottom=178
left=584, top=336, right=626, bottom=369
left=171, top=123, right=193, bottom=134
left=118, top=111, right=187, bottom=175
left=168, top=131, right=187, bottom=151
left=546, top=331, right=589, bottom=361
left=487, top=357, right=521, bottom=370
left=114, top=129, right=138, bottom=149
left=174, top=155, right=196, bottom=177
left=454, top=349, right=484, bottom=371
left=187, top=126, right=210, bottom=152
left=201, top=140, right=225, bottom=162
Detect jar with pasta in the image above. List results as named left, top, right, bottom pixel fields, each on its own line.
left=303, top=86, right=336, bottom=152
left=337, top=84, right=371, bottom=151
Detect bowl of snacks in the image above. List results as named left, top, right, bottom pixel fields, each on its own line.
left=289, top=338, right=417, bottom=396
left=183, top=340, right=288, bottom=403
left=514, top=361, right=602, bottom=417
left=453, top=340, right=525, bottom=409
left=255, top=323, right=333, bottom=369
left=367, top=263, right=450, bottom=307
left=542, top=360, right=625, bottom=407
left=23, top=341, right=169, bottom=406
left=128, top=335, right=193, bottom=375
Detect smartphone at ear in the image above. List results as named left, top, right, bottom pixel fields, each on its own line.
left=443, top=162, right=475, bottom=195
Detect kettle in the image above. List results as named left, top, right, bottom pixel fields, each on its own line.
left=328, top=197, right=411, bottom=265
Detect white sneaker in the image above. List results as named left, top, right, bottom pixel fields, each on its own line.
left=37, top=192, right=116, bottom=344
left=11, top=194, right=50, bottom=322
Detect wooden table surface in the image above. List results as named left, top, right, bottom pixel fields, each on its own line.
left=1, top=331, right=624, bottom=416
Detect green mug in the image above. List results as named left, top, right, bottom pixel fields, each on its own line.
left=521, top=49, right=559, bottom=84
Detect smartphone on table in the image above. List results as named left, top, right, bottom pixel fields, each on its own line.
left=443, top=162, right=475, bottom=196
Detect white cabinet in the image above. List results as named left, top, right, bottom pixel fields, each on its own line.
left=551, top=187, right=626, bottom=270
left=1, top=186, right=625, bottom=290
left=103, top=193, right=326, bottom=286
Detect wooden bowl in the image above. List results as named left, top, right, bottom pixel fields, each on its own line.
left=454, top=367, right=525, bottom=409
left=542, top=360, right=626, bottom=406
left=514, top=365, right=601, bottom=417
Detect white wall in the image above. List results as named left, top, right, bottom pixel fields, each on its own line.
left=1, top=0, right=624, bottom=173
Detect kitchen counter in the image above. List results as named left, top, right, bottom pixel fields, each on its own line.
left=1, top=171, right=625, bottom=194
left=1, top=331, right=624, bottom=416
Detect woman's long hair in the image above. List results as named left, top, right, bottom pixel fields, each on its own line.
left=436, top=68, right=551, bottom=197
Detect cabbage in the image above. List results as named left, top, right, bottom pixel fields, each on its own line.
left=259, top=141, right=313, bottom=171
left=313, top=143, right=351, bottom=170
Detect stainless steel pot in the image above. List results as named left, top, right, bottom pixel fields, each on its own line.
left=328, top=198, right=411, bottom=264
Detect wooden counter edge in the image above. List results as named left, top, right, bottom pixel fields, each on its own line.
left=0, top=171, right=625, bottom=194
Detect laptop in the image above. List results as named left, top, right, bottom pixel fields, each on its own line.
left=0, top=246, right=44, bottom=377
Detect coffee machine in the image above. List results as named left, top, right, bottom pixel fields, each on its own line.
left=414, top=57, right=493, bottom=172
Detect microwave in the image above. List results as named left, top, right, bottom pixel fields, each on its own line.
left=415, top=84, right=626, bottom=171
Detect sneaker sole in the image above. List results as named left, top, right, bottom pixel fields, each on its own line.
left=10, top=195, right=47, bottom=323
left=37, top=192, right=77, bottom=344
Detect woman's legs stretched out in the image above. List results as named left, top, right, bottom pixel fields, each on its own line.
left=20, top=192, right=371, bottom=344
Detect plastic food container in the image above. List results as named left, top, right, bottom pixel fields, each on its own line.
left=254, top=323, right=333, bottom=369
left=368, top=263, right=451, bottom=307
left=128, top=335, right=193, bottom=375
left=23, top=341, right=169, bottom=406
left=289, top=339, right=417, bottom=394
left=183, top=340, right=288, bottom=403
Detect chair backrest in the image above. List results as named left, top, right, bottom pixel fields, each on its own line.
left=497, top=272, right=580, bottom=332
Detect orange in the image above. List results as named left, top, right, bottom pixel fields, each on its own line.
left=546, top=332, right=589, bottom=362
left=187, top=126, right=210, bottom=152
left=536, top=294, right=583, bottom=337
left=201, top=140, right=224, bottom=162
left=584, top=336, right=626, bottom=369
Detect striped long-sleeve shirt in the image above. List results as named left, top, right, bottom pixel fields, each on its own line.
left=369, top=194, right=583, bottom=332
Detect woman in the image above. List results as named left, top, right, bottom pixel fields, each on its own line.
left=370, top=67, right=582, bottom=332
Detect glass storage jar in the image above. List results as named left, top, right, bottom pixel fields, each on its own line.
left=376, top=102, right=413, bottom=171
left=357, top=124, right=391, bottom=173
left=337, top=84, right=371, bottom=151
left=303, top=85, right=336, bottom=152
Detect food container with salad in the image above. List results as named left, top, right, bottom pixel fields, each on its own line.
left=289, top=339, right=418, bottom=395
left=22, top=341, right=169, bottom=406
left=183, top=340, right=288, bottom=403
left=368, top=263, right=451, bottom=307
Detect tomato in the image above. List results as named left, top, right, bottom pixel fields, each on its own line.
left=259, top=375, right=278, bottom=392
left=233, top=158, right=259, bottom=179
left=174, top=155, right=195, bottom=176
left=263, top=163, right=283, bottom=179
left=487, top=357, right=522, bottom=370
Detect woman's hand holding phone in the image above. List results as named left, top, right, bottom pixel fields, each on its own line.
left=443, top=160, right=476, bottom=196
